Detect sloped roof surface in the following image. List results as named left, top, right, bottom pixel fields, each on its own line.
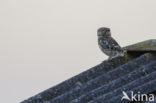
left=21, top=40, right=156, bottom=103
left=124, top=39, right=156, bottom=51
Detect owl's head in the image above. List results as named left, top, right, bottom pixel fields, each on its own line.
left=97, top=27, right=111, bottom=37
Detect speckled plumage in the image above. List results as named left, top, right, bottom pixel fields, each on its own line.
left=97, top=27, right=125, bottom=59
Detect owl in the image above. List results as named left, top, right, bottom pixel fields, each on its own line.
left=97, top=27, right=125, bottom=60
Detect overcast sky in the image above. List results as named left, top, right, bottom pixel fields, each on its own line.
left=0, top=0, right=156, bottom=103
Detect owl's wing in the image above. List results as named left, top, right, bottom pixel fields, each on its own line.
left=99, top=37, right=123, bottom=51
left=108, top=37, right=123, bottom=51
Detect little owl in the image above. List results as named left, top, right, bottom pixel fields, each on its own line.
left=97, top=27, right=125, bottom=60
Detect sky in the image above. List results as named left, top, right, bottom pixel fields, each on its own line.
left=0, top=0, right=156, bottom=103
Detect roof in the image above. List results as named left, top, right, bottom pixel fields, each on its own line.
left=21, top=39, right=156, bottom=103
left=124, top=39, right=156, bottom=51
